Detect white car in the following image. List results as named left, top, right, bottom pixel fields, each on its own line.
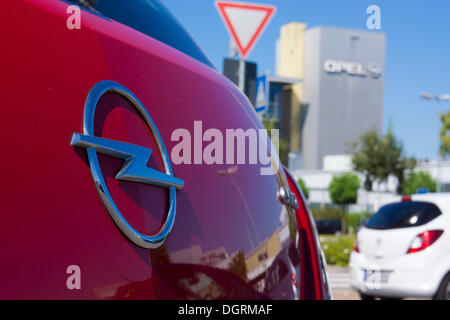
left=350, top=193, right=450, bottom=300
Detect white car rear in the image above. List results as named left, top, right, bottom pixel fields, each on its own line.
left=350, top=193, right=450, bottom=299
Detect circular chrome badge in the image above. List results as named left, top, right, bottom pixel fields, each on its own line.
left=71, top=81, right=184, bottom=249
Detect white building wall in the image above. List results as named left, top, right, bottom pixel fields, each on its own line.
left=294, top=155, right=450, bottom=213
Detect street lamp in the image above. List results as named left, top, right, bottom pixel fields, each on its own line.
left=419, top=92, right=450, bottom=192
left=438, top=94, right=450, bottom=102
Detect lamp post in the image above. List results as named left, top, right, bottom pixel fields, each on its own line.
left=419, top=93, right=450, bottom=192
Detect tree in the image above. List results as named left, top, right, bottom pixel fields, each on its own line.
left=329, top=173, right=360, bottom=207
left=262, top=116, right=289, bottom=165
left=440, top=111, right=450, bottom=158
left=404, top=171, right=437, bottom=195
left=352, top=129, right=382, bottom=191
left=329, top=173, right=360, bottom=233
left=352, top=128, right=416, bottom=194
left=297, top=177, right=309, bottom=199
left=383, top=129, right=417, bottom=194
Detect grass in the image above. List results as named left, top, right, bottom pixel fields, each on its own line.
left=319, top=235, right=356, bottom=267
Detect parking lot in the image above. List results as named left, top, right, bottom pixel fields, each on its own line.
left=327, top=266, right=360, bottom=300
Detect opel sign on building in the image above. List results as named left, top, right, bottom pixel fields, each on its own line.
left=302, top=26, right=386, bottom=170
left=274, top=24, right=385, bottom=170
left=323, top=60, right=382, bottom=78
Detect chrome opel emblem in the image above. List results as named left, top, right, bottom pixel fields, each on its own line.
left=71, top=81, right=184, bottom=249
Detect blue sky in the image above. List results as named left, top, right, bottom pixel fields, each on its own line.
left=163, top=0, right=450, bottom=160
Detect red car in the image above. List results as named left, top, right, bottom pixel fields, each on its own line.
left=0, top=0, right=329, bottom=300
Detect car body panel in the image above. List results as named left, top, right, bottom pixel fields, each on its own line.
left=358, top=227, right=422, bottom=259
left=285, top=170, right=330, bottom=299
left=0, top=0, right=302, bottom=299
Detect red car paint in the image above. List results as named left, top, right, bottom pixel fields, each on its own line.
left=285, top=169, right=330, bottom=300
left=0, top=0, right=326, bottom=299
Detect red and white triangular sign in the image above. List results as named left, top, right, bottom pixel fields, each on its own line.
left=216, top=1, right=276, bottom=59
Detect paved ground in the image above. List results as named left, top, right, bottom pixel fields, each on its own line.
left=325, top=265, right=428, bottom=300
left=326, top=265, right=360, bottom=300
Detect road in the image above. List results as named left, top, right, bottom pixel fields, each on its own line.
left=326, top=265, right=360, bottom=300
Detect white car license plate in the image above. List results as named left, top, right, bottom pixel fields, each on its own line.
left=363, top=269, right=390, bottom=285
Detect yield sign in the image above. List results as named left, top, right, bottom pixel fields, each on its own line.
left=215, top=1, right=276, bottom=59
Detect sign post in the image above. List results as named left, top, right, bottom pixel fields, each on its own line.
left=215, top=1, right=276, bottom=92
left=238, top=59, right=246, bottom=91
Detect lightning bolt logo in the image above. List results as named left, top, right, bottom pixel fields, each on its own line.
left=71, top=80, right=183, bottom=249
left=71, top=133, right=184, bottom=190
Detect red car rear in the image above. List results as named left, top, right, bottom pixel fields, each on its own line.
left=0, top=0, right=328, bottom=300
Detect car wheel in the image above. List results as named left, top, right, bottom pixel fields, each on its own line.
left=359, top=293, right=375, bottom=300
left=434, top=273, right=450, bottom=300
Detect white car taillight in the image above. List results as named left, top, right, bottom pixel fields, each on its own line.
left=353, top=238, right=359, bottom=253
left=406, top=230, right=444, bottom=254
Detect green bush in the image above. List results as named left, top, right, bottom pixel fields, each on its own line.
left=311, top=206, right=344, bottom=220
left=297, top=178, right=309, bottom=199
left=345, top=211, right=373, bottom=234
left=404, top=171, right=437, bottom=195
left=329, top=173, right=360, bottom=206
left=320, top=235, right=356, bottom=266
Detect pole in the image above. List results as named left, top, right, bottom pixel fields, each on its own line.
left=229, top=40, right=245, bottom=92
left=238, top=59, right=245, bottom=92
left=437, top=99, right=442, bottom=193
